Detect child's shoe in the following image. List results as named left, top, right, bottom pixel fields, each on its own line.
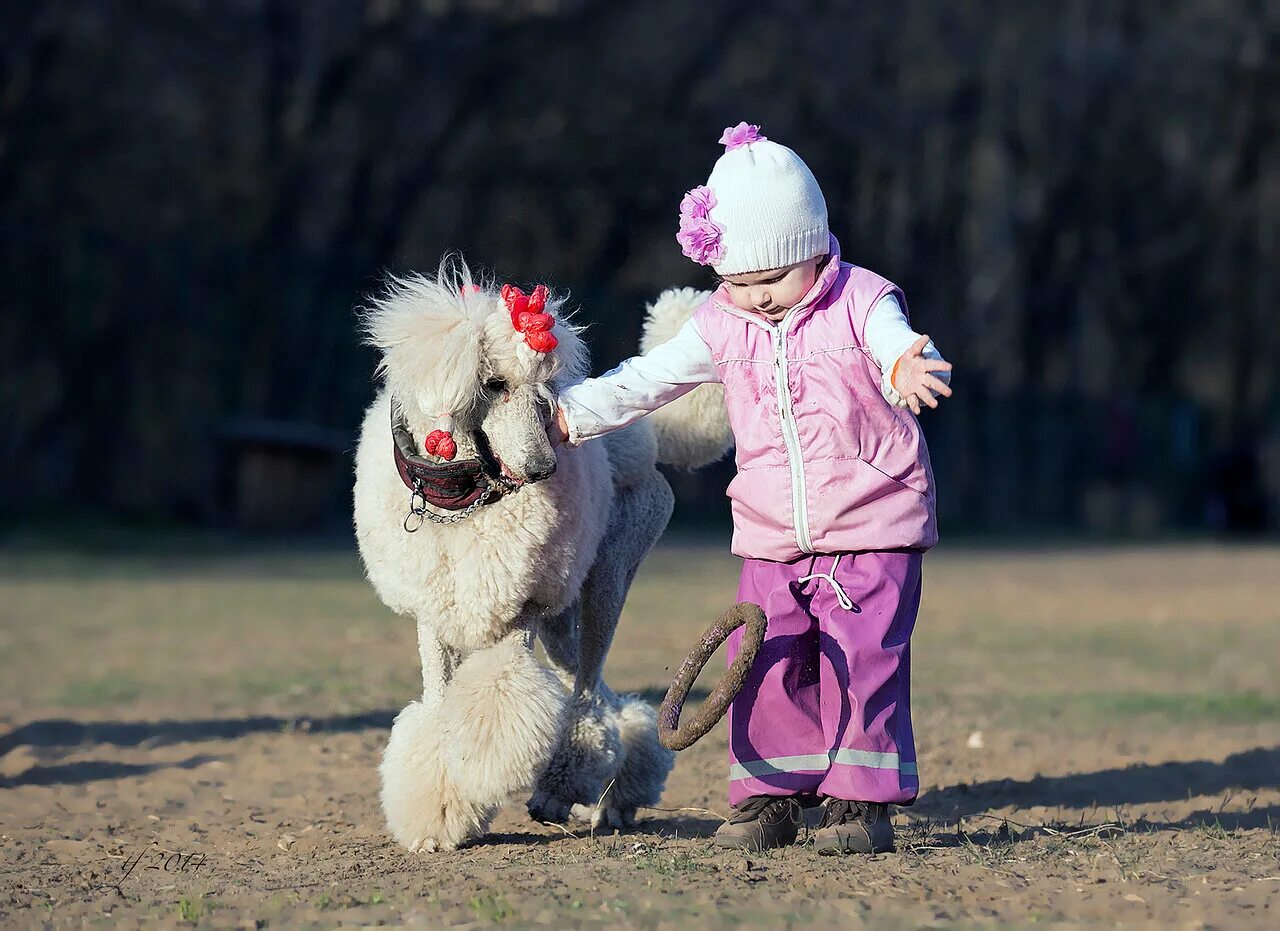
left=712, top=794, right=804, bottom=851
left=813, top=799, right=894, bottom=854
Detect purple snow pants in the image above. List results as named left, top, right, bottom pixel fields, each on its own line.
left=725, top=549, right=922, bottom=807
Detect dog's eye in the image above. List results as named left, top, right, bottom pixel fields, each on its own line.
left=485, top=378, right=508, bottom=394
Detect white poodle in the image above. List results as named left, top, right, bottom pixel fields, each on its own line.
left=353, top=259, right=729, bottom=852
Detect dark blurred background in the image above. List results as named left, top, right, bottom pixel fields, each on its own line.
left=2, top=0, right=1277, bottom=538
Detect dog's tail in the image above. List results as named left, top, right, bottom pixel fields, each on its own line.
left=640, top=287, right=733, bottom=470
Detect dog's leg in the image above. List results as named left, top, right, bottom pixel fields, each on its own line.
left=572, top=469, right=676, bottom=829
left=528, top=601, right=621, bottom=824
left=439, top=628, right=568, bottom=813
left=536, top=598, right=579, bottom=692
left=380, top=629, right=493, bottom=852
left=419, top=623, right=458, bottom=700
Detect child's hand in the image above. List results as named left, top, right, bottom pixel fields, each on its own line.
left=547, top=405, right=570, bottom=446
left=892, top=334, right=953, bottom=415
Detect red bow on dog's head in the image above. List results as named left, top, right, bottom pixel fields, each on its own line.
left=501, top=284, right=558, bottom=353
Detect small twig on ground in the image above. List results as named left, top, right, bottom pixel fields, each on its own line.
left=1043, top=822, right=1126, bottom=839
left=640, top=805, right=728, bottom=823
left=960, top=812, right=1125, bottom=840
left=539, top=821, right=580, bottom=840
left=590, top=778, right=617, bottom=842
left=974, top=863, right=1026, bottom=881
left=263, top=880, right=326, bottom=892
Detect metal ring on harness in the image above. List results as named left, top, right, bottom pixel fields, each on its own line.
left=657, top=602, right=767, bottom=751
left=403, top=486, right=429, bottom=533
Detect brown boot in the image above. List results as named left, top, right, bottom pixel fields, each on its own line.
left=813, top=799, right=894, bottom=855
left=712, top=795, right=805, bottom=851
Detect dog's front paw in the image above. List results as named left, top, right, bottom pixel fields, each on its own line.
left=567, top=694, right=675, bottom=832
left=527, top=696, right=616, bottom=824
left=381, top=700, right=495, bottom=851
left=441, top=636, right=568, bottom=806
left=526, top=789, right=576, bottom=825
left=528, top=695, right=621, bottom=823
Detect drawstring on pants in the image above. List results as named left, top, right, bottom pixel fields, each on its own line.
left=797, top=554, right=860, bottom=612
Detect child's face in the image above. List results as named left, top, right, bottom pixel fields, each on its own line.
left=720, top=256, right=823, bottom=321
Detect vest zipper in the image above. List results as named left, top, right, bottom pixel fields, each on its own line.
left=774, top=314, right=813, bottom=553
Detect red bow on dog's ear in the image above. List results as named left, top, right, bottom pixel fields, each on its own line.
left=501, top=284, right=558, bottom=353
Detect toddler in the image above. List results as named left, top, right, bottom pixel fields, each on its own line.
left=550, top=123, right=951, bottom=855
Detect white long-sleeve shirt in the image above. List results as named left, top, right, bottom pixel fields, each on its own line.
left=560, top=293, right=949, bottom=445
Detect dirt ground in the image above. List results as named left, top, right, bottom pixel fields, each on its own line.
left=2, top=539, right=1278, bottom=928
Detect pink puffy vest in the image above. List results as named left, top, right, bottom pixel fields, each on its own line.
left=693, top=235, right=938, bottom=561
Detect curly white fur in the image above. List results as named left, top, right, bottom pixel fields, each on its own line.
left=561, top=691, right=676, bottom=829
left=380, top=700, right=495, bottom=852
left=356, top=260, right=722, bottom=851
left=527, top=693, right=621, bottom=824
left=441, top=633, right=568, bottom=805
left=606, top=694, right=675, bottom=820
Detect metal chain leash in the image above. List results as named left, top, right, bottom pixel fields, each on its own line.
left=402, top=474, right=521, bottom=532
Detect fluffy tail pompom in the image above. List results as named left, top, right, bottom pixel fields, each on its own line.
left=640, top=288, right=733, bottom=469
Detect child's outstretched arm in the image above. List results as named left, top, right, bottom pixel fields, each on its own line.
left=864, top=294, right=954, bottom=415
left=551, top=317, right=718, bottom=446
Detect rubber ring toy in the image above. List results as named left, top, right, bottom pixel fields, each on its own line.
left=657, top=602, right=767, bottom=751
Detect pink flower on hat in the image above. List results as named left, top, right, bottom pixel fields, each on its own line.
left=676, top=185, right=724, bottom=265
left=719, top=122, right=766, bottom=150
left=679, top=185, right=717, bottom=219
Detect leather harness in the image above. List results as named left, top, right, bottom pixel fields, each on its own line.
left=390, top=404, right=515, bottom=529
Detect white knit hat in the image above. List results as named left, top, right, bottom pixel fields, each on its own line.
left=676, top=122, right=829, bottom=276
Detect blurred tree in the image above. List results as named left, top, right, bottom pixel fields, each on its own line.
left=1, top=0, right=1276, bottom=534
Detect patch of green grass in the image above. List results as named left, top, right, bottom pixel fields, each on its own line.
left=632, top=848, right=700, bottom=875
left=1015, top=690, right=1280, bottom=725
left=232, top=666, right=334, bottom=703
left=469, top=893, right=516, bottom=922
left=56, top=672, right=143, bottom=707
left=970, top=624, right=1187, bottom=668
left=222, top=662, right=415, bottom=712
left=176, top=895, right=203, bottom=924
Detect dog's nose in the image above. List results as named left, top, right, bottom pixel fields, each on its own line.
left=524, top=458, right=557, bottom=483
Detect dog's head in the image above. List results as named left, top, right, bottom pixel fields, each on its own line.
left=361, top=258, right=588, bottom=484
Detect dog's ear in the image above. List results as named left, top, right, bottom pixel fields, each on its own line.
left=361, top=271, right=487, bottom=419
